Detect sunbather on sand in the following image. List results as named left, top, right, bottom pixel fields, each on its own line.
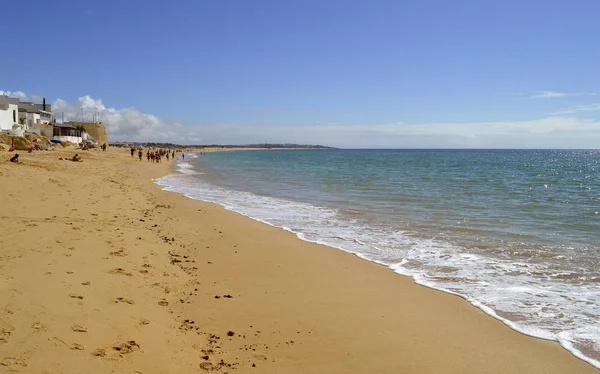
left=58, top=154, right=83, bottom=162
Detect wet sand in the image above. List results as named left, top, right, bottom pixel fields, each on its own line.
left=0, top=148, right=597, bottom=373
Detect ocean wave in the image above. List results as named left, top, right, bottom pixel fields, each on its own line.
left=174, top=162, right=201, bottom=175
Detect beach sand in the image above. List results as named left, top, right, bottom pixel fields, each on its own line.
left=0, top=148, right=597, bottom=373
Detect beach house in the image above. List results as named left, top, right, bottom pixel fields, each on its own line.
left=0, top=95, right=20, bottom=131
left=46, top=122, right=82, bottom=144
left=1, top=95, right=54, bottom=134
left=18, top=98, right=53, bottom=130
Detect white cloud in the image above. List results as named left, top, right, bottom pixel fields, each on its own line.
left=549, top=103, right=600, bottom=115
left=52, top=95, right=172, bottom=141
left=4, top=90, right=600, bottom=148
left=530, top=91, right=568, bottom=99
left=529, top=91, right=597, bottom=99
left=0, top=90, right=44, bottom=103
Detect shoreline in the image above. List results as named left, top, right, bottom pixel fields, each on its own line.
left=166, top=150, right=600, bottom=370
left=0, top=148, right=597, bottom=373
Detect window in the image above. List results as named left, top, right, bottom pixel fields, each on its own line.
left=13, top=110, right=16, bottom=122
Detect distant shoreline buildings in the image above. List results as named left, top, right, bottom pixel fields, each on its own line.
left=0, top=94, right=107, bottom=146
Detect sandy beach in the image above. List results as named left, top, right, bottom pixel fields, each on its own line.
left=0, top=148, right=597, bottom=374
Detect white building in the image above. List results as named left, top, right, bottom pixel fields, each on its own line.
left=18, top=98, right=52, bottom=130
left=0, top=95, right=20, bottom=131
left=1, top=95, right=53, bottom=133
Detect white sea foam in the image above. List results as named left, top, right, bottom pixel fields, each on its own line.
left=155, top=161, right=600, bottom=369
left=174, top=162, right=200, bottom=175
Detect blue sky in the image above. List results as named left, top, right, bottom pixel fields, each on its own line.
left=2, top=0, right=600, bottom=147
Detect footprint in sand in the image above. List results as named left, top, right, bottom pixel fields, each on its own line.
left=109, top=249, right=127, bottom=257
left=31, top=321, right=47, bottom=332
left=199, top=362, right=218, bottom=371
left=199, top=360, right=235, bottom=371
left=0, top=328, right=13, bottom=343
left=91, top=348, right=106, bottom=357
left=113, top=340, right=140, bottom=354
left=108, top=268, right=133, bottom=276
left=0, top=356, right=27, bottom=368
left=113, top=297, right=135, bottom=305
left=81, top=281, right=91, bottom=286
left=69, top=294, right=84, bottom=300
left=71, top=324, right=88, bottom=333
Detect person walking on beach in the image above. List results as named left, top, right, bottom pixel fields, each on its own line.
left=182, top=153, right=185, bottom=160
left=130, top=147, right=135, bottom=157
left=138, top=149, right=143, bottom=161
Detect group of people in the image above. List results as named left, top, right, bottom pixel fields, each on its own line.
left=8, top=143, right=185, bottom=165
left=130, top=147, right=178, bottom=163
left=9, top=153, right=82, bottom=163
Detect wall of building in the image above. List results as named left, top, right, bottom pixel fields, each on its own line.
left=0, top=104, right=19, bottom=131
left=31, top=113, right=41, bottom=127
left=39, top=111, right=52, bottom=124
left=40, top=127, right=53, bottom=138
left=55, top=136, right=82, bottom=144
left=18, top=112, right=42, bottom=130
left=0, top=108, right=13, bottom=130
left=68, top=122, right=109, bottom=145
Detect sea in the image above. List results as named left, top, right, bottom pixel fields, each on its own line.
left=156, top=149, right=600, bottom=368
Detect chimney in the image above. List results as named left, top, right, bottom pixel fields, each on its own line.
left=43, top=97, right=46, bottom=111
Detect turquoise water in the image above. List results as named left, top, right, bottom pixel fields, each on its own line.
left=157, top=149, right=600, bottom=367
